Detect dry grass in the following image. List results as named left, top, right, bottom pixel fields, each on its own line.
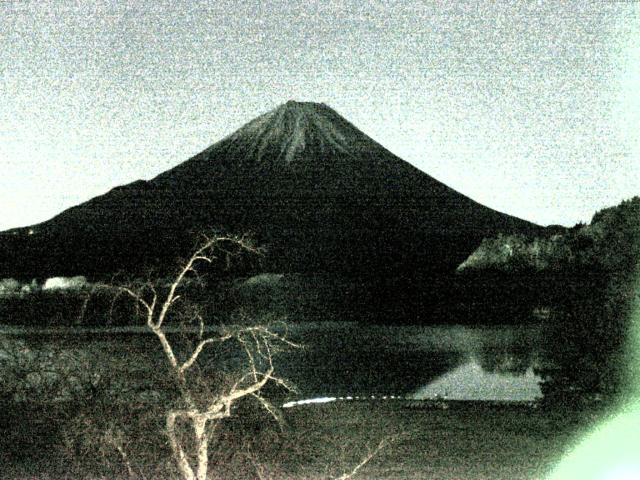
left=1, top=398, right=604, bottom=479
left=268, top=400, right=605, bottom=480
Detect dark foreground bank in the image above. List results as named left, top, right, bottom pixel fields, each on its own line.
left=1, top=399, right=607, bottom=480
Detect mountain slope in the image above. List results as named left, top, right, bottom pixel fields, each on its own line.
left=0, top=101, right=541, bottom=281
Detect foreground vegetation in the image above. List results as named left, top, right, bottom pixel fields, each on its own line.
left=0, top=397, right=608, bottom=479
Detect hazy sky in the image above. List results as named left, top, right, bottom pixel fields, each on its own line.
left=1, top=0, right=639, bottom=230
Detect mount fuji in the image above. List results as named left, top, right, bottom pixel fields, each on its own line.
left=1, top=101, right=541, bottom=283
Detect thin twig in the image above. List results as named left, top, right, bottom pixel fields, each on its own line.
left=334, top=438, right=387, bottom=480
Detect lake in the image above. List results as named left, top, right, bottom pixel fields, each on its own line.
left=0, top=322, right=546, bottom=404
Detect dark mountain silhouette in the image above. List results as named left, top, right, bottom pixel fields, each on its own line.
left=1, top=101, right=541, bottom=301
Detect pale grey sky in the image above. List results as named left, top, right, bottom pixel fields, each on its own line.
left=1, top=0, right=639, bottom=230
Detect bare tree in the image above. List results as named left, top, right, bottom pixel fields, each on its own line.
left=98, top=234, right=298, bottom=480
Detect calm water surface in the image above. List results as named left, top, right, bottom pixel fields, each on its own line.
left=280, top=322, right=544, bottom=401
left=0, top=322, right=545, bottom=402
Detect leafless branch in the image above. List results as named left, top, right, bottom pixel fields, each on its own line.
left=251, top=392, right=284, bottom=424
left=334, top=438, right=387, bottom=480
left=179, top=335, right=232, bottom=374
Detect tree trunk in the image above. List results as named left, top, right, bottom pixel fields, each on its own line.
left=166, top=412, right=196, bottom=480
left=194, top=416, right=209, bottom=480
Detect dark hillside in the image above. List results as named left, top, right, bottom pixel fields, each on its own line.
left=0, top=101, right=539, bottom=282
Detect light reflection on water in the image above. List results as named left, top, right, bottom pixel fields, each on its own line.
left=283, top=356, right=543, bottom=407
left=282, top=396, right=337, bottom=408
left=411, top=359, right=543, bottom=401
left=278, top=322, right=546, bottom=403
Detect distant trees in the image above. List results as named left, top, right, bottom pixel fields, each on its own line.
left=0, top=276, right=88, bottom=297
left=459, top=196, right=640, bottom=401
left=456, top=233, right=573, bottom=272
left=43, top=276, right=88, bottom=291
left=0, top=277, right=39, bottom=296
left=458, top=196, right=640, bottom=275
left=0, top=277, right=21, bottom=295
left=582, top=196, right=640, bottom=274
left=551, top=197, right=640, bottom=399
